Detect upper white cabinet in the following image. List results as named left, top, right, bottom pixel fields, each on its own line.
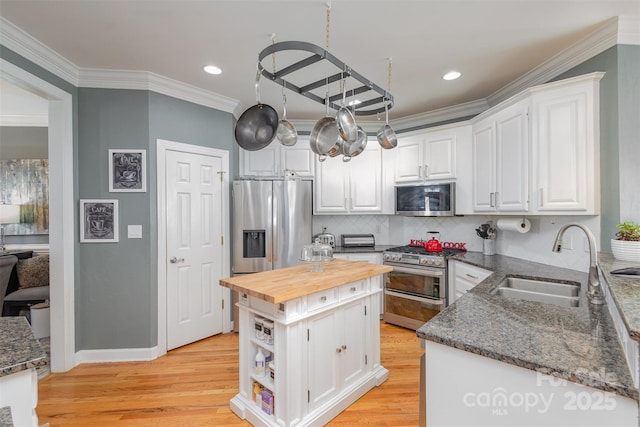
left=239, top=136, right=315, bottom=178
left=314, top=142, right=384, bottom=214
left=530, top=73, right=603, bottom=214
left=471, top=99, right=529, bottom=213
left=395, top=124, right=468, bottom=183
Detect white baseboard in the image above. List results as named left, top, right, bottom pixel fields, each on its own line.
left=75, top=346, right=159, bottom=364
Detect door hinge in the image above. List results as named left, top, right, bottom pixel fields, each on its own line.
left=222, top=300, right=224, bottom=310
left=217, top=171, right=226, bottom=182
left=365, top=354, right=368, bottom=365
left=307, top=329, right=310, bottom=341
left=221, top=236, right=224, bottom=246
left=308, top=390, right=310, bottom=403
left=364, top=305, right=367, bottom=316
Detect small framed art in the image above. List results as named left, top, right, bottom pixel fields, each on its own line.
left=80, top=199, right=119, bottom=243
left=109, top=149, right=146, bottom=192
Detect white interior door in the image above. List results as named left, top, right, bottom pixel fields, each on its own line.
left=166, top=149, right=224, bottom=350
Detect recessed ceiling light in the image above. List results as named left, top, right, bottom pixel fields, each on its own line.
left=442, top=71, right=461, bottom=81
left=204, top=65, right=222, bottom=75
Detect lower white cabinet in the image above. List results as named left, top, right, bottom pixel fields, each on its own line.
left=448, top=260, right=492, bottom=303
left=231, top=277, right=388, bottom=427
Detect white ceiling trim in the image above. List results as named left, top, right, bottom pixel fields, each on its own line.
left=487, top=17, right=621, bottom=106
left=0, top=17, right=79, bottom=86
left=78, top=68, right=239, bottom=115
left=0, top=114, right=48, bottom=127
left=1, top=15, right=637, bottom=128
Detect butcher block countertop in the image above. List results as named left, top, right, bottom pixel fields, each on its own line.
left=220, top=259, right=392, bottom=304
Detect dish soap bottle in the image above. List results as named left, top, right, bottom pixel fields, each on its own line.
left=255, top=347, right=266, bottom=377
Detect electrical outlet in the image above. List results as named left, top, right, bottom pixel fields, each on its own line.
left=560, top=237, right=573, bottom=250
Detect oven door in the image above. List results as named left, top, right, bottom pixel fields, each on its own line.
left=384, top=264, right=444, bottom=300
left=383, top=289, right=445, bottom=330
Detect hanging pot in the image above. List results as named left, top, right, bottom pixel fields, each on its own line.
left=234, top=68, right=279, bottom=151
left=335, top=76, right=357, bottom=144
left=310, top=83, right=340, bottom=160
left=276, top=89, right=297, bottom=146
left=340, top=126, right=367, bottom=162
left=377, top=101, right=397, bottom=149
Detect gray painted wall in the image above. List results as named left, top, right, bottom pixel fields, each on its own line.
left=554, top=45, right=640, bottom=250
left=0, top=127, right=48, bottom=159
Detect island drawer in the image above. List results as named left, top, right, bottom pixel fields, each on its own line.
left=339, top=279, right=367, bottom=302
left=307, top=289, right=339, bottom=312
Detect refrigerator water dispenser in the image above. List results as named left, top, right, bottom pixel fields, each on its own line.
left=243, top=230, right=266, bottom=258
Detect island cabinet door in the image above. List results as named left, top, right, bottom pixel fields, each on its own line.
left=307, top=298, right=368, bottom=412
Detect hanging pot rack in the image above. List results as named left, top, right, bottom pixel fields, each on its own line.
left=257, top=40, right=394, bottom=117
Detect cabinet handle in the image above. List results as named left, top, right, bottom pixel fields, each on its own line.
left=320, top=296, right=327, bottom=302
left=465, top=273, right=478, bottom=279
left=350, top=287, right=356, bottom=293
left=336, top=347, right=342, bottom=353
left=418, top=165, right=422, bottom=178
left=424, top=165, right=429, bottom=178
left=539, top=188, right=543, bottom=207
left=341, top=344, right=347, bottom=350
left=495, top=192, right=500, bottom=208
left=489, top=192, right=495, bottom=207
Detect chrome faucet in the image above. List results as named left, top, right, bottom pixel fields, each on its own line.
left=552, top=223, right=605, bottom=305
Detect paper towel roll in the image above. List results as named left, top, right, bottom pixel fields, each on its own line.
left=497, top=218, right=531, bottom=233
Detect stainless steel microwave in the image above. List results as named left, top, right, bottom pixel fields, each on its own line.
left=395, top=182, right=455, bottom=217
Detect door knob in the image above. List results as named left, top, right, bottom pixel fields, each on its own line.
left=169, top=257, right=184, bottom=264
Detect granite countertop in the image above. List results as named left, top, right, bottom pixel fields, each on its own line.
left=0, top=317, right=47, bottom=377
left=599, top=253, right=640, bottom=341
left=332, top=245, right=396, bottom=254
left=417, top=252, right=637, bottom=400
left=0, top=406, right=12, bottom=427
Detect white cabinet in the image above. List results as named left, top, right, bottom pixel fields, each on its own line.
left=231, top=275, right=388, bottom=427
left=240, top=136, right=315, bottom=178
left=395, top=124, right=468, bottom=183
left=314, top=142, right=384, bottom=214
left=530, top=73, right=603, bottom=214
left=308, top=298, right=367, bottom=412
left=448, top=260, right=492, bottom=303
left=472, top=99, right=529, bottom=213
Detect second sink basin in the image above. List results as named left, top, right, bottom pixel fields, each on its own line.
left=491, top=276, right=581, bottom=308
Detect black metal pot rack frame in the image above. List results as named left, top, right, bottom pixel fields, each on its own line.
left=258, top=41, right=394, bottom=117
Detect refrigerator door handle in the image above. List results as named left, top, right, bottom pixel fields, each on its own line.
left=272, top=187, right=278, bottom=266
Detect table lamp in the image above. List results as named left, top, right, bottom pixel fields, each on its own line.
left=0, top=204, right=21, bottom=253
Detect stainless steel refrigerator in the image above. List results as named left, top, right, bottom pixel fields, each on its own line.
left=232, top=179, right=312, bottom=274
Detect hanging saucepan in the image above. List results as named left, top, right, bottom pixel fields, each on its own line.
left=234, top=67, right=279, bottom=151
left=310, top=84, right=340, bottom=162
left=276, top=87, right=297, bottom=146
left=335, top=75, right=357, bottom=144
left=377, top=101, right=397, bottom=149
left=340, top=126, right=367, bottom=162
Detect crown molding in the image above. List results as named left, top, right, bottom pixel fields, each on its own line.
left=487, top=16, right=638, bottom=107
left=0, top=114, right=48, bottom=127
left=0, top=17, right=79, bottom=86
left=79, top=69, right=239, bottom=115
left=2, top=15, right=637, bottom=125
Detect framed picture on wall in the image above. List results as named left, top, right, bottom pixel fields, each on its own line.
left=108, top=149, right=146, bottom=192
left=80, top=199, right=119, bottom=243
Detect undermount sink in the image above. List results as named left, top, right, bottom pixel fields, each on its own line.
left=491, top=276, right=581, bottom=308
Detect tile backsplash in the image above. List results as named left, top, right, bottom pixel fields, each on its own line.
left=313, top=214, right=601, bottom=272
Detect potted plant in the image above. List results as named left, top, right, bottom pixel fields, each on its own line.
left=611, top=221, right=640, bottom=261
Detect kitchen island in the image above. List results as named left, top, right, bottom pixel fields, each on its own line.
left=418, top=252, right=638, bottom=427
left=0, top=317, right=47, bottom=427
left=220, top=259, right=392, bottom=427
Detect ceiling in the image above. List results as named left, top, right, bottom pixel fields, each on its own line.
left=1, top=0, right=638, bottom=125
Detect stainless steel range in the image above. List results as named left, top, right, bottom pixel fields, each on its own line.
left=383, top=245, right=464, bottom=330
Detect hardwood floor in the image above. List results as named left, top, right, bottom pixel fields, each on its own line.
left=37, top=322, right=422, bottom=426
